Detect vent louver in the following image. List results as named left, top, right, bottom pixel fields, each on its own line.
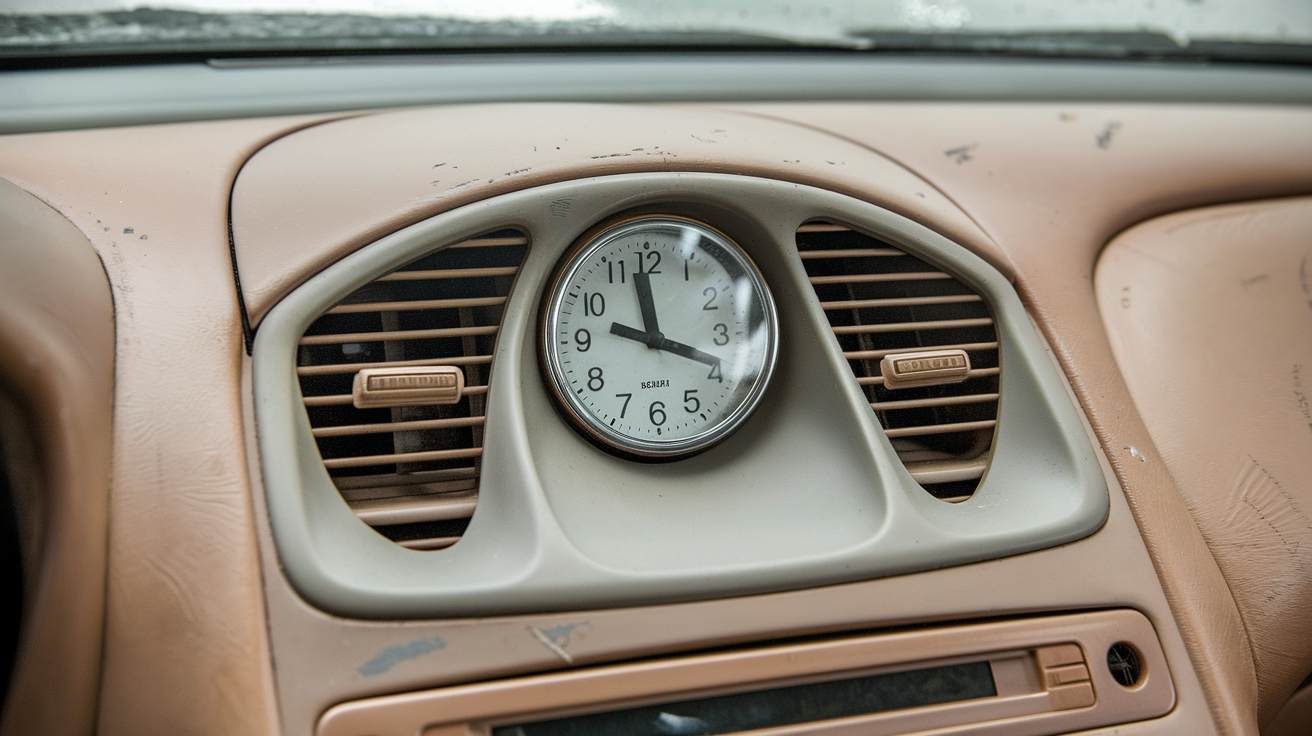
left=295, top=230, right=527, bottom=549
left=797, top=223, right=999, bottom=501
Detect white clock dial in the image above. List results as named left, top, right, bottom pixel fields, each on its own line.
left=541, top=216, right=779, bottom=458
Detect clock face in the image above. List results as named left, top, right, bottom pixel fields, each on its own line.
left=540, top=216, right=779, bottom=458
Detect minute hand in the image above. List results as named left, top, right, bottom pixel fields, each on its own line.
left=633, top=271, right=661, bottom=335
left=655, top=336, right=721, bottom=368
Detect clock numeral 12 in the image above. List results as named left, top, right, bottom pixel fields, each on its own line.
left=635, top=249, right=661, bottom=274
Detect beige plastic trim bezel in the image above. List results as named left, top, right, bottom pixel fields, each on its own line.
left=318, top=609, right=1173, bottom=736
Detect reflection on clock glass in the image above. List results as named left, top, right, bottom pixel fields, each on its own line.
left=542, top=217, right=778, bottom=458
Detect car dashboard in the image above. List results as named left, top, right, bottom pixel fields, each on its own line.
left=0, top=53, right=1311, bottom=736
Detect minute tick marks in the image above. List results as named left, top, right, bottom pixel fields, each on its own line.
left=541, top=216, right=778, bottom=458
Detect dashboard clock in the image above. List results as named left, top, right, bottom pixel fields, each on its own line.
left=540, top=216, right=779, bottom=458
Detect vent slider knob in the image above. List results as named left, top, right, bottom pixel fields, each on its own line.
left=880, top=349, right=972, bottom=390
left=352, top=366, right=465, bottom=409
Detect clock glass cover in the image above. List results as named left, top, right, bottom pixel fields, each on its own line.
left=541, top=216, right=779, bottom=458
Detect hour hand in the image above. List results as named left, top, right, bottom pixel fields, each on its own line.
left=610, top=321, right=659, bottom=348
left=633, top=271, right=661, bottom=336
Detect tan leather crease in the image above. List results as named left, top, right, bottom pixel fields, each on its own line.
left=0, top=114, right=339, bottom=736
left=1097, top=197, right=1312, bottom=730
left=0, top=177, right=113, bottom=736
left=720, top=102, right=1312, bottom=735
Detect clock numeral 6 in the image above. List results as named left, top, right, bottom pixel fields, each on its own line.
left=587, top=367, right=604, bottom=391
left=683, top=390, right=700, bottom=413
left=649, top=401, right=667, bottom=426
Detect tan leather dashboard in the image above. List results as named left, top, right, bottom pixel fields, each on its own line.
left=0, top=101, right=1310, bottom=736
left=1097, top=196, right=1312, bottom=728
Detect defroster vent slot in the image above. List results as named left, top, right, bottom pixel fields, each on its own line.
left=797, top=223, right=999, bottom=501
left=295, top=230, right=528, bottom=549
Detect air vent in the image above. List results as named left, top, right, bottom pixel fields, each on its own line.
left=797, top=223, right=999, bottom=501
left=295, top=230, right=527, bottom=549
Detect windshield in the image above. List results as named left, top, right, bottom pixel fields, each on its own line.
left=3, top=0, right=1311, bottom=63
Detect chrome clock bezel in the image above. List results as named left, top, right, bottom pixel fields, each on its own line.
left=539, top=215, right=779, bottom=459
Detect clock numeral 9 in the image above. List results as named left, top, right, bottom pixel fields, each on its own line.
left=683, top=390, right=700, bottom=413
left=649, top=401, right=667, bottom=426
left=582, top=292, right=605, bottom=317
left=712, top=323, right=728, bottom=345
left=574, top=328, right=591, bottom=352
left=587, top=367, right=604, bottom=391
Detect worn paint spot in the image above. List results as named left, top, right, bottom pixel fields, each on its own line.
left=1241, top=274, right=1271, bottom=290
left=1125, top=445, right=1147, bottom=462
left=1301, top=255, right=1312, bottom=313
left=431, top=162, right=446, bottom=168
left=528, top=626, right=572, bottom=664
left=357, top=636, right=446, bottom=677
left=528, top=621, right=588, bottom=664
left=1060, top=112, right=1078, bottom=121
left=123, top=227, right=134, bottom=234
left=1096, top=122, right=1122, bottom=150
left=1294, top=365, right=1312, bottom=437
left=945, top=144, right=976, bottom=164
left=549, top=199, right=573, bottom=218
left=539, top=621, right=586, bottom=648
